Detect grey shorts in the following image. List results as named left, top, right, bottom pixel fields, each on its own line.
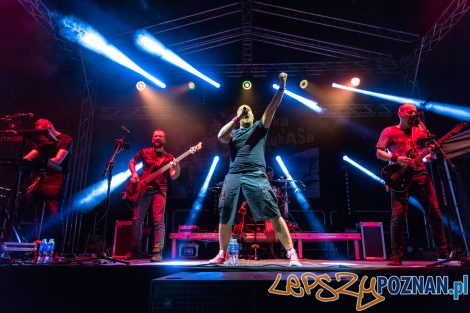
left=218, top=170, right=281, bottom=224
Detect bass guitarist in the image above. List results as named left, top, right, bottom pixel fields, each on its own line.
left=376, top=103, right=448, bottom=266
left=125, top=129, right=180, bottom=262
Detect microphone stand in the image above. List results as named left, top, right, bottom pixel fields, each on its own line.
left=418, top=116, right=466, bottom=266
left=66, top=130, right=130, bottom=265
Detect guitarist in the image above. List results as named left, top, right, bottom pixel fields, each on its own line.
left=126, top=129, right=180, bottom=262
left=23, top=118, right=73, bottom=261
left=376, top=103, right=448, bottom=266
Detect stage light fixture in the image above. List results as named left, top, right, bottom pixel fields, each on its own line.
left=300, top=80, right=308, bottom=89
left=351, top=77, right=361, bottom=87
left=188, top=81, right=196, bottom=90
left=187, top=156, right=220, bottom=225
left=59, top=16, right=166, bottom=88
left=242, top=80, right=252, bottom=90
left=135, top=31, right=220, bottom=88
left=136, top=81, right=146, bottom=90
left=273, top=84, right=323, bottom=113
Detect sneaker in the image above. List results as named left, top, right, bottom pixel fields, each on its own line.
left=287, top=249, right=302, bottom=267
left=387, top=255, right=402, bottom=266
left=150, top=253, right=162, bottom=262
left=208, top=250, right=226, bottom=264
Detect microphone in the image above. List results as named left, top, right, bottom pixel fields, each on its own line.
left=242, top=107, right=249, bottom=117
left=121, top=125, right=130, bottom=134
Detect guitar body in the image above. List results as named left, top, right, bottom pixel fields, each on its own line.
left=381, top=163, right=424, bottom=192
left=124, top=179, right=150, bottom=202
left=380, top=122, right=468, bottom=192
left=123, top=142, right=203, bottom=203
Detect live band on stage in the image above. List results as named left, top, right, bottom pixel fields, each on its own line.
left=0, top=73, right=469, bottom=267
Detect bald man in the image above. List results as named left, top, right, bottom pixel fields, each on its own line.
left=376, top=103, right=448, bottom=265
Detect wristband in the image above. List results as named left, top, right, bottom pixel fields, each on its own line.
left=391, top=155, right=398, bottom=163
left=278, top=87, right=285, bottom=92
left=232, top=116, right=240, bottom=123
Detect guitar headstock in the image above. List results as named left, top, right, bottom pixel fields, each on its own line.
left=190, top=142, right=202, bottom=154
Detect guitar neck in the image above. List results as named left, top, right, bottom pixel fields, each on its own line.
left=411, top=122, right=468, bottom=166
left=142, top=149, right=192, bottom=184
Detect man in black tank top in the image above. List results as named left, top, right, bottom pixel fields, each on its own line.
left=208, top=73, right=301, bottom=266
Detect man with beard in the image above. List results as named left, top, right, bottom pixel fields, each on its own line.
left=209, top=73, right=301, bottom=266
left=376, top=103, right=448, bottom=265
left=23, top=118, right=73, bottom=261
left=126, top=129, right=180, bottom=262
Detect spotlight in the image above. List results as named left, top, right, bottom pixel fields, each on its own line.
left=351, top=77, right=361, bottom=87
left=242, top=80, right=252, bottom=90
left=135, top=31, right=220, bottom=88
left=136, top=81, right=146, bottom=90
left=187, top=156, right=220, bottom=225
left=273, top=84, right=323, bottom=113
left=188, top=81, right=195, bottom=90
left=300, top=80, right=308, bottom=89
left=59, top=16, right=166, bottom=88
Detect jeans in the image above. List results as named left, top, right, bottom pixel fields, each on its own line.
left=131, top=190, right=166, bottom=254
left=390, top=173, right=448, bottom=258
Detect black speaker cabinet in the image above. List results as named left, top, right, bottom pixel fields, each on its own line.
left=112, top=220, right=132, bottom=258
left=359, top=222, right=386, bottom=260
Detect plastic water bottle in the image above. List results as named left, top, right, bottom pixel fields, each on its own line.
left=227, top=238, right=239, bottom=266
left=36, top=239, right=47, bottom=264
left=48, top=239, right=55, bottom=263
left=43, top=239, right=54, bottom=264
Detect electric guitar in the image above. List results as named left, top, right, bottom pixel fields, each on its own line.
left=124, top=142, right=202, bottom=202
left=381, top=122, right=468, bottom=192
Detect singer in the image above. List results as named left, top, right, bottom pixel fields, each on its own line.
left=208, top=72, right=301, bottom=266
left=22, top=118, right=73, bottom=262
left=376, top=103, right=448, bottom=265
left=125, top=129, right=180, bottom=262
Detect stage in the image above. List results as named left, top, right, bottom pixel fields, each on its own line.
left=0, top=258, right=468, bottom=313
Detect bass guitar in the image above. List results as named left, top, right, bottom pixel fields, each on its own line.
left=124, top=142, right=202, bottom=202
left=381, top=122, right=467, bottom=192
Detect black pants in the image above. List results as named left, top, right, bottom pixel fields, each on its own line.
left=390, top=173, right=448, bottom=259
left=27, top=172, right=67, bottom=252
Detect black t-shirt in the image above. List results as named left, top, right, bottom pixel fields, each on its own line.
left=33, top=133, right=73, bottom=174
left=229, top=120, right=269, bottom=173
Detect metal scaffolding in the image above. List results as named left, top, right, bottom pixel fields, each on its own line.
left=16, top=0, right=96, bottom=252
left=404, top=0, right=470, bottom=95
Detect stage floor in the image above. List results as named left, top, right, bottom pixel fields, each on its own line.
left=1, top=258, right=468, bottom=313
left=96, top=257, right=462, bottom=270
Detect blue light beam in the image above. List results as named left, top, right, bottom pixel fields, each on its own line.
left=342, top=155, right=460, bottom=233
left=332, top=83, right=470, bottom=121
left=74, top=163, right=143, bottom=212
left=273, top=84, right=323, bottom=113
left=275, top=156, right=324, bottom=231
left=342, top=155, right=385, bottom=184
left=59, top=16, right=166, bottom=88
left=135, top=31, right=220, bottom=88
left=187, top=156, right=220, bottom=225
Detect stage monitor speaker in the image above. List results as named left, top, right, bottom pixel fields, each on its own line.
left=150, top=271, right=351, bottom=313
left=359, top=222, right=386, bottom=260
left=112, top=220, right=132, bottom=258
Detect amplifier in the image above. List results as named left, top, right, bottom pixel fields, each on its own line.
left=112, top=220, right=133, bottom=258
left=359, top=222, right=387, bottom=260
